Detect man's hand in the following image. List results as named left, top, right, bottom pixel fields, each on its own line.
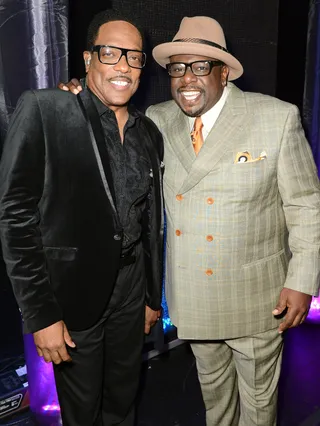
left=144, top=306, right=161, bottom=335
left=33, top=320, right=76, bottom=364
left=58, top=78, right=83, bottom=95
left=272, top=288, right=312, bottom=333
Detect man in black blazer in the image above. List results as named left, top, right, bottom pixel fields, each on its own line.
left=0, top=10, right=164, bottom=426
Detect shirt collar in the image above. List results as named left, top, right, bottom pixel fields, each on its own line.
left=88, top=88, right=139, bottom=123
left=189, top=85, right=230, bottom=133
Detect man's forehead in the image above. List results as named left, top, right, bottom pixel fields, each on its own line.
left=98, top=20, right=137, bottom=31
left=95, top=21, right=142, bottom=49
left=96, top=21, right=141, bottom=38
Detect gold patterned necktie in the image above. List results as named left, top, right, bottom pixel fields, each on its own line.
left=191, top=116, right=204, bottom=155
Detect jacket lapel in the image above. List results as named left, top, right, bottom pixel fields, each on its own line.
left=77, top=89, right=119, bottom=222
left=179, top=85, right=251, bottom=194
left=168, top=109, right=195, bottom=174
left=138, top=114, right=164, bottom=239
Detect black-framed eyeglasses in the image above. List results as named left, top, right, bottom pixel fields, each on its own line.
left=166, top=60, right=224, bottom=77
left=91, top=45, right=147, bottom=69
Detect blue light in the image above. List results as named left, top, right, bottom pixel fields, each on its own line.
left=162, top=316, right=174, bottom=331
left=160, top=213, right=175, bottom=333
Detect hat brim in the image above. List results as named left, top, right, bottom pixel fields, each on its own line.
left=152, top=42, right=243, bottom=81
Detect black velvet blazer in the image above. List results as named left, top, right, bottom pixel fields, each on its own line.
left=0, top=88, right=164, bottom=334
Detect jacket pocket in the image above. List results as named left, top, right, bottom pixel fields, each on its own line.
left=242, top=248, right=285, bottom=268
left=44, top=246, right=78, bottom=261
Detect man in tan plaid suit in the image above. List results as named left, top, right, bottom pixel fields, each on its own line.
left=147, top=16, right=320, bottom=426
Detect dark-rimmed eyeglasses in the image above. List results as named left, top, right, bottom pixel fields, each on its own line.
left=91, top=45, right=146, bottom=69
left=166, top=60, right=224, bottom=77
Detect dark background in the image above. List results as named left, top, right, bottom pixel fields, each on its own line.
left=0, top=0, right=310, bottom=360
left=68, top=0, right=309, bottom=111
left=69, top=0, right=281, bottom=110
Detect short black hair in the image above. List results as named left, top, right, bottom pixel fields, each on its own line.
left=86, top=9, right=144, bottom=51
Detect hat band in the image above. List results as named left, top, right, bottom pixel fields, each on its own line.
left=173, top=38, right=229, bottom=53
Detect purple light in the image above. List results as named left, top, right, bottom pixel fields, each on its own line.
left=23, top=334, right=61, bottom=416
left=306, top=296, right=320, bottom=323
left=310, top=297, right=320, bottom=311
left=42, top=404, right=61, bottom=412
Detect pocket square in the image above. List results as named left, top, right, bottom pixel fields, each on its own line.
left=234, top=151, right=267, bottom=164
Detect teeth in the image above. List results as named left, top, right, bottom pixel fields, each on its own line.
left=181, top=91, right=200, bottom=100
left=111, top=80, right=129, bottom=86
left=183, top=91, right=200, bottom=96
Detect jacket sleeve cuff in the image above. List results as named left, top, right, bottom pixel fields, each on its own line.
left=22, top=303, right=63, bottom=334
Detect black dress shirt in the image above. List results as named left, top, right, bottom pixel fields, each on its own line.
left=90, top=91, right=152, bottom=252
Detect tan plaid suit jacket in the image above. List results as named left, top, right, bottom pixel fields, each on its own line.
left=147, top=83, right=320, bottom=340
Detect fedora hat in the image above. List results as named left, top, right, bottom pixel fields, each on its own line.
left=152, top=16, right=243, bottom=81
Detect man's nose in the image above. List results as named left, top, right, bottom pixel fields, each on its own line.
left=181, top=67, right=197, bottom=84
left=114, top=54, right=130, bottom=72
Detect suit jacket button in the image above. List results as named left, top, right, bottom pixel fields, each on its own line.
left=113, top=234, right=121, bottom=241
left=176, top=194, right=183, bottom=201
left=207, top=197, right=214, bottom=205
left=206, top=269, right=213, bottom=276
left=206, top=235, right=214, bottom=242
left=175, top=229, right=182, bottom=236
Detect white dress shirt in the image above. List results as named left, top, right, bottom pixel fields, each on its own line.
left=189, top=85, right=230, bottom=141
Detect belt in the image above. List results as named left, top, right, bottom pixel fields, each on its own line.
left=119, top=245, right=136, bottom=269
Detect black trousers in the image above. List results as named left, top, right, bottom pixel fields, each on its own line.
left=53, top=244, right=146, bottom=426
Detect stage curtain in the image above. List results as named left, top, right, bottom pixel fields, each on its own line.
left=303, top=0, right=320, bottom=175
left=0, top=0, right=69, bottom=150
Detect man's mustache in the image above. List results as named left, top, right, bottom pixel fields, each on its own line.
left=108, top=75, right=133, bottom=84
left=178, top=86, right=203, bottom=93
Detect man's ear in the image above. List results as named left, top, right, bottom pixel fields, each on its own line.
left=221, top=65, right=229, bottom=87
left=83, top=51, right=91, bottom=73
